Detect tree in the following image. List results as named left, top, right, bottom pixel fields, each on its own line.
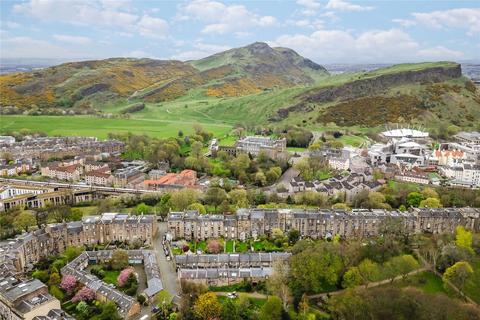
left=110, top=249, right=129, bottom=270
left=455, top=226, right=473, bottom=253
left=92, top=301, right=122, bottom=320
left=342, top=266, right=362, bottom=288
left=187, top=202, right=206, bottom=214
left=421, top=187, right=439, bottom=199
left=267, top=260, right=291, bottom=309
left=190, top=141, right=203, bottom=158
left=204, top=186, right=227, bottom=212
left=48, top=272, right=61, bottom=287
left=170, top=189, right=200, bottom=211
left=12, top=211, right=35, bottom=232
left=48, top=205, right=72, bottom=223
left=76, top=301, right=89, bottom=317
left=118, top=267, right=135, bottom=287
left=289, top=242, right=343, bottom=294
left=357, top=259, right=380, bottom=287
left=254, top=171, right=267, bottom=186
left=389, top=255, right=419, bottom=279
left=72, top=286, right=95, bottom=302
left=367, top=192, right=390, bottom=209
left=60, top=275, right=77, bottom=294
left=442, top=261, right=473, bottom=290
left=419, top=197, right=442, bottom=208
left=33, top=208, right=48, bottom=228
left=407, top=192, right=424, bottom=208
left=260, top=296, right=283, bottom=320
left=222, top=299, right=241, bottom=320
left=193, top=292, right=222, bottom=320
left=288, top=229, right=300, bottom=245
left=134, top=202, right=152, bottom=215
left=229, top=189, right=249, bottom=208
left=207, top=239, right=222, bottom=254
left=63, top=246, right=83, bottom=262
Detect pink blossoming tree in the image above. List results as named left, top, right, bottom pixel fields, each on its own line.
left=117, top=267, right=134, bottom=287
left=72, top=286, right=95, bottom=302
left=207, top=239, right=222, bottom=254
left=60, top=275, right=77, bottom=294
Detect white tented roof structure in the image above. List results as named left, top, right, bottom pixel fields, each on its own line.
left=381, top=128, right=429, bottom=139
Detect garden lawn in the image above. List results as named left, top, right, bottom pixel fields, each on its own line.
left=236, top=241, right=249, bottom=253
left=252, top=240, right=283, bottom=252
left=225, top=240, right=234, bottom=253
left=102, top=270, right=120, bottom=285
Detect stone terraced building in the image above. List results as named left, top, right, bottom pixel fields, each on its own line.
left=0, top=213, right=158, bottom=320
left=167, top=207, right=480, bottom=241
left=175, top=252, right=290, bottom=286
left=0, top=213, right=157, bottom=274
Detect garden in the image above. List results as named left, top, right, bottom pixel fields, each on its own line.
left=172, top=235, right=289, bottom=255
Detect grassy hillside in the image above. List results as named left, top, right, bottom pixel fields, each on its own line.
left=1, top=44, right=479, bottom=140
left=0, top=42, right=328, bottom=112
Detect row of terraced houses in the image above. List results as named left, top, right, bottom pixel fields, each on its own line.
left=167, top=207, right=480, bottom=241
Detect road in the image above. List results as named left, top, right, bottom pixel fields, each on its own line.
left=153, top=222, right=181, bottom=298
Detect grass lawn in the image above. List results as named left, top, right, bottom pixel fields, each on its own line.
left=1, top=115, right=232, bottom=139
left=464, top=257, right=480, bottom=303
left=252, top=240, right=283, bottom=252
left=225, top=240, right=234, bottom=253
left=102, top=270, right=120, bottom=285
left=189, top=241, right=207, bottom=253
left=236, top=241, right=249, bottom=253
left=392, top=271, right=447, bottom=295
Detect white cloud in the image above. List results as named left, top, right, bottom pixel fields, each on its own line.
left=325, top=0, right=373, bottom=12
left=53, top=34, right=92, bottom=45
left=13, top=0, right=138, bottom=27
left=392, top=19, right=416, bottom=28
left=271, top=28, right=464, bottom=63
left=287, top=18, right=324, bottom=29
left=1, top=36, right=91, bottom=59
left=296, top=0, right=321, bottom=10
left=180, top=0, right=277, bottom=34
left=412, top=8, right=480, bottom=35
left=171, top=41, right=231, bottom=61
left=13, top=0, right=169, bottom=39
left=137, top=15, right=168, bottom=38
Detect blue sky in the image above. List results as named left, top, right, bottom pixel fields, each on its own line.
left=1, top=0, right=479, bottom=63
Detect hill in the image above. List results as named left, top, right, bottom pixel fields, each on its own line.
left=1, top=43, right=479, bottom=137
left=0, top=42, right=328, bottom=112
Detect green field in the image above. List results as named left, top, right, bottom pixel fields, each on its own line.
left=0, top=115, right=232, bottom=139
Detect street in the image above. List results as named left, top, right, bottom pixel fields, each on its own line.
left=153, top=222, right=181, bottom=298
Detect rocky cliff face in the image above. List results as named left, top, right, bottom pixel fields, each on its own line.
left=276, top=64, right=462, bottom=119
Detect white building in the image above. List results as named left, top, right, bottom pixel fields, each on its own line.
left=441, top=163, right=480, bottom=188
